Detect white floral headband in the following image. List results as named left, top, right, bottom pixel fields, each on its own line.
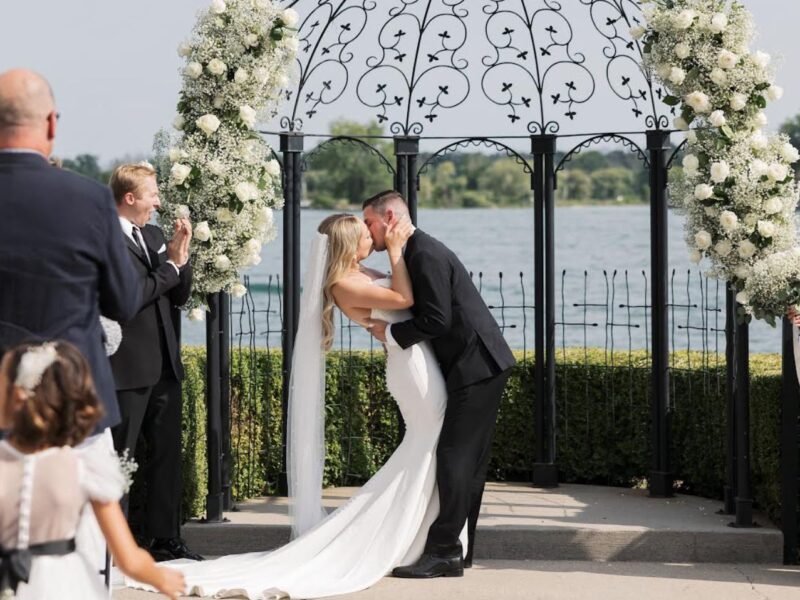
left=14, top=342, right=59, bottom=395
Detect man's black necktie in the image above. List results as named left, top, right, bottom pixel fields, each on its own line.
left=131, top=226, right=151, bottom=266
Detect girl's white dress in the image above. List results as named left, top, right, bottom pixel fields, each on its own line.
left=0, top=439, right=124, bottom=599
left=128, top=279, right=465, bottom=599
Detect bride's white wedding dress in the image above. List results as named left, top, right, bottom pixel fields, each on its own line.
left=128, top=278, right=464, bottom=599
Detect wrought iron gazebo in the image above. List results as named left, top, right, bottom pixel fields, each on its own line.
left=199, top=0, right=799, bottom=563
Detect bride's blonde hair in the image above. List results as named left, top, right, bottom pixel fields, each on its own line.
left=318, top=214, right=363, bottom=350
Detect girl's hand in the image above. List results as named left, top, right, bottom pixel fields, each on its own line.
left=384, top=218, right=413, bottom=255
left=787, top=306, right=800, bottom=327
left=155, top=566, right=186, bottom=600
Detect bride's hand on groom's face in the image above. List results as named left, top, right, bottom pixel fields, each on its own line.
left=384, top=217, right=413, bottom=254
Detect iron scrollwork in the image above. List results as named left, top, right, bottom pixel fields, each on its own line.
left=355, top=0, right=470, bottom=136
left=481, top=0, right=596, bottom=135
left=579, top=0, right=670, bottom=130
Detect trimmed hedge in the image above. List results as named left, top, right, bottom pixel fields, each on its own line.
left=177, top=347, right=787, bottom=524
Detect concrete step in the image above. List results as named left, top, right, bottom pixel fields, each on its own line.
left=182, top=483, right=783, bottom=564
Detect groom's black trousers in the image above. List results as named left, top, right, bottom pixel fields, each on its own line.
left=425, top=367, right=512, bottom=559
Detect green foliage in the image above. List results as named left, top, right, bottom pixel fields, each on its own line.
left=556, top=169, right=592, bottom=202
left=61, top=154, right=110, bottom=183
left=177, top=347, right=790, bottom=526
left=591, top=167, right=635, bottom=201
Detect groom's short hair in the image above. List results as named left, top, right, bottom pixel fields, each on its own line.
left=109, top=162, right=156, bottom=204
left=362, top=190, right=407, bottom=215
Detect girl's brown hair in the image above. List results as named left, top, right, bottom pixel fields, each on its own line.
left=1, top=341, right=103, bottom=449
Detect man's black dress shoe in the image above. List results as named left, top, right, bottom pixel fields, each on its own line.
left=464, top=556, right=473, bottom=569
left=392, top=553, right=464, bottom=578
left=148, top=537, right=205, bottom=562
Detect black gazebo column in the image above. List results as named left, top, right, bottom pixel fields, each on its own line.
left=220, top=291, right=233, bottom=510
left=531, top=134, right=558, bottom=488
left=205, top=292, right=224, bottom=521
left=279, top=131, right=304, bottom=495
left=723, top=287, right=737, bottom=514
left=780, top=316, right=799, bottom=562
left=732, top=311, right=754, bottom=526
left=394, top=136, right=419, bottom=224
left=647, top=129, right=673, bottom=498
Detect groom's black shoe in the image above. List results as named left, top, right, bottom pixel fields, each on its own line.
left=464, top=556, right=473, bottom=569
left=392, top=553, right=464, bottom=578
left=149, top=537, right=205, bottom=562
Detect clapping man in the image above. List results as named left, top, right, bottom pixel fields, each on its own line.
left=108, top=162, right=202, bottom=561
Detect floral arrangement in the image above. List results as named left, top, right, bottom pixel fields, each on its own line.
left=637, top=0, right=800, bottom=323
left=739, top=248, right=800, bottom=326
left=155, top=0, right=299, bottom=318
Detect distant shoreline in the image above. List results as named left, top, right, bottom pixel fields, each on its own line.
left=301, top=200, right=651, bottom=210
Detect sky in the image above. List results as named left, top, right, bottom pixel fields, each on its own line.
left=1, top=0, right=798, bottom=162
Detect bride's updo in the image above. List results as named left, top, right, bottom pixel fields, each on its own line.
left=318, top=214, right=363, bottom=349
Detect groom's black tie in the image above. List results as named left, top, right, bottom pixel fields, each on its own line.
left=131, top=226, right=151, bottom=266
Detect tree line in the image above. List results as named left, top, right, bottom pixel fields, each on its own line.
left=62, top=114, right=800, bottom=209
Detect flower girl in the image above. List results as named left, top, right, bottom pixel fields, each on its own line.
left=0, top=341, right=185, bottom=599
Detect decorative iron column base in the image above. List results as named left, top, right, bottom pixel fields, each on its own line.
left=648, top=470, right=673, bottom=498
left=730, top=497, right=755, bottom=528
left=532, top=463, right=558, bottom=488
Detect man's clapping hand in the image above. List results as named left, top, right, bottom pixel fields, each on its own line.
left=167, top=218, right=192, bottom=267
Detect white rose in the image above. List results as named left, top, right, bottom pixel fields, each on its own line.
left=215, top=17, right=225, bottom=28
left=717, top=50, right=738, bottom=70
left=730, top=93, right=747, bottom=111
left=194, top=221, right=212, bottom=242
left=710, top=161, right=730, bottom=183
left=254, top=206, right=274, bottom=228
left=656, top=64, right=672, bottom=80
left=207, top=58, right=227, bottom=77
left=642, top=5, right=656, bottom=21
left=710, top=68, right=727, bottom=86
left=755, top=111, right=768, bottom=126
left=234, top=68, right=249, bottom=84
left=185, top=62, right=203, bottom=79
left=767, top=85, right=784, bottom=101
left=215, top=207, right=233, bottom=222
left=683, top=154, right=699, bottom=175
left=709, top=110, right=726, bottom=127
left=245, top=33, right=259, bottom=47
left=168, top=147, right=182, bottom=163
left=750, top=132, right=768, bottom=151
left=689, top=248, right=702, bottom=264
left=735, top=291, right=750, bottom=305
left=170, top=163, right=192, bottom=186
left=630, top=25, right=646, bottom=40
left=175, top=204, right=191, bottom=220
left=751, top=159, right=769, bottom=178
left=239, top=105, right=257, bottom=128
left=694, top=183, right=714, bottom=200
left=709, top=13, right=728, bottom=33
left=752, top=51, right=771, bottom=68
left=245, top=239, right=262, bottom=256
left=719, top=210, right=738, bottom=232
left=173, top=115, right=186, bottom=131
left=694, top=230, right=712, bottom=250
left=781, top=143, right=800, bottom=163
left=208, top=159, right=225, bottom=177
left=764, top=197, right=784, bottom=214
left=178, top=42, right=192, bottom=57
left=704, top=206, right=719, bottom=218
left=196, top=114, right=221, bottom=136
left=253, top=67, right=270, bottom=84
left=768, top=163, right=789, bottom=182
left=674, top=43, right=691, bottom=59
left=214, top=255, right=232, bottom=271
left=282, top=36, right=299, bottom=53
left=674, top=9, right=695, bottom=29
left=212, top=95, right=225, bottom=109
left=757, top=220, right=776, bottom=238
left=685, top=91, right=710, bottom=113
left=265, top=159, right=281, bottom=177
left=734, top=265, right=752, bottom=280
left=234, top=181, right=257, bottom=202
left=686, top=130, right=698, bottom=144
left=242, top=252, right=262, bottom=267
left=210, top=0, right=226, bottom=14
left=252, top=0, right=269, bottom=8
left=744, top=214, right=758, bottom=228
left=673, top=116, right=689, bottom=131
left=188, top=308, right=205, bottom=322
left=668, top=67, right=686, bottom=85
left=230, top=282, right=247, bottom=298
left=714, top=240, right=733, bottom=257
left=737, top=240, right=757, bottom=258
left=282, top=8, right=300, bottom=27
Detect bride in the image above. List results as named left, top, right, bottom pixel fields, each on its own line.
left=129, top=213, right=464, bottom=599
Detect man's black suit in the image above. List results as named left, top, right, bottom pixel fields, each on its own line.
left=0, top=152, right=140, bottom=431
left=110, top=223, right=191, bottom=540
left=389, top=229, right=515, bottom=560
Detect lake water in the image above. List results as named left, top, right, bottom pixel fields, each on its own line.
left=182, top=205, right=782, bottom=354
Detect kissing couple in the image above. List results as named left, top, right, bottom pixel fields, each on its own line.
left=128, top=190, right=515, bottom=599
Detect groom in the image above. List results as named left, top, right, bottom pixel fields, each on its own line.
left=363, top=190, right=515, bottom=577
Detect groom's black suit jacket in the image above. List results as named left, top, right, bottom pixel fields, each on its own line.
left=109, top=224, right=192, bottom=390
left=0, top=152, right=141, bottom=430
left=390, top=229, right=515, bottom=391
